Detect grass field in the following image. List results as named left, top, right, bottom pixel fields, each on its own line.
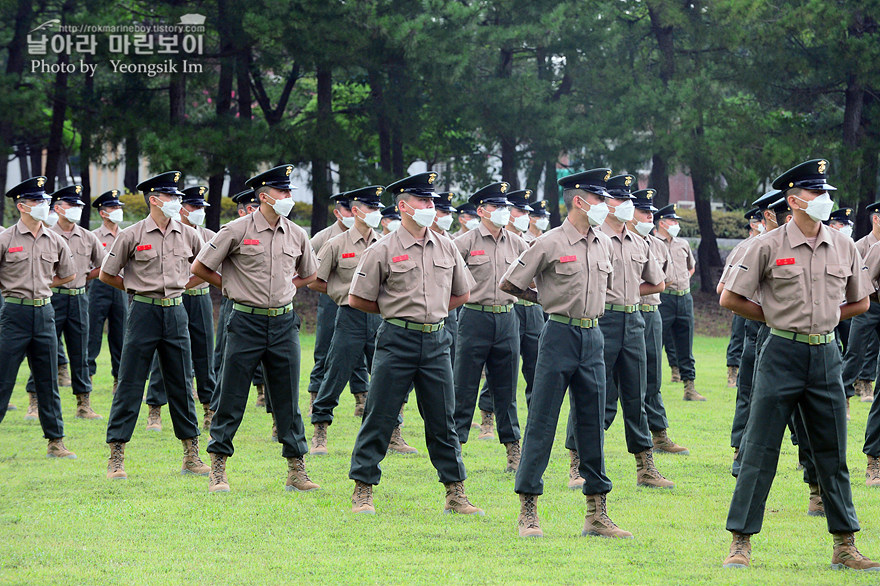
left=2, top=334, right=880, bottom=584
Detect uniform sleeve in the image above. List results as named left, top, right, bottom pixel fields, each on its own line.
left=55, top=238, right=76, bottom=279
left=641, top=242, right=665, bottom=286
left=450, top=245, right=475, bottom=297
left=453, top=231, right=469, bottom=259
left=101, top=226, right=132, bottom=276
left=295, top=229, right=318, bottom=278
left=502, top=239, right=546, bottom=290
left=718, top=243, right=743, bottom=287
left=864, top=243, right=880, bottom=295
left=724, top=240, right=766, bottom=300
left=188, top=227, right=203, bottom=262
left=848, top=243, right=873, bottom=302
left=315, top=238, right=337, bottom=282
left=196, top=224, right=236, bottom=272
left=349, top=244, right=384, bottom=301
left=310, top=229, right=327, bottom=255
left=685, top=242, right=696, bottom=270
left=88, top=231, right=105, bottom=268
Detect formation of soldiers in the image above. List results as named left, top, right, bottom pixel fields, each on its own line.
left=0, top=157, right=877, bottom=572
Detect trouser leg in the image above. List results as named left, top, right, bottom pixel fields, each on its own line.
left=727, top=314, right=745, bottom=368
left=643, top=308, right=669, bottom=431
left=65, top=295, right=92, bottom=395
left=263, top=310, right=307, bottom=458
left=308, top=295, right=337, bottom=395
left=155, top=304, right=200, bottom=440
left=659, top=298, right=678, bottom=370
left=185, top=293, right=216, bottom=404
left=731, top=320, right=759, bottom=448
left=452, top=309, right=494, bottom=443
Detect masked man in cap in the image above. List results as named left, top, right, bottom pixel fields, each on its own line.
left=0, top=177, right=77, bottom=458
left=452, top=203, right=479, bottom=239
left=721, top=159, right=877, bottom=571
left=101, top=171, right=209, bottom=480
left=380, top=204, right=401, bottom=237
left=347, top=172, right=481, bottom=516
left=193, top=164, right=319, bottom=494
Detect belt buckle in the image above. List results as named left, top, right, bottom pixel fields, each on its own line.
left=493, top=305, right=503, bottom=313
left=808, top=334, right=821, bottom=345
left=420, top=323, right=431, bottom=332
left=267, top=307, right=280, bottom=317
left=160, top=298, right=173, bottom=307
left=625, top=305, right=634, bottom=314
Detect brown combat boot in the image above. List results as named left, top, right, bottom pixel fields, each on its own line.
left=399, top=402, right=406, bottom=426
left=518, top=494, right=543, bottom=537
left=270, top=413, right=277, bottom=442
left=57, top=363, right=72, bottom=387
left=6, top=403, right=15, bottom=411
left=181, top=437, right=210, bottom=475
left=112, top=377, right=118, bottom=395
left=388, top=425, right=418, bottom=454
left=107, top=442, right=126, bottom=479
left=255, top=384, right=266, bottom=407
left=723, top=532, right=751, bottom=568
left=307, top=392, right=316, bottom=416
left=568, top=449, right=585, bottom=490
left=443, top=481, right=484, bottom=515
left=352, top=481, right=375, bottom=514
left=808, top=483, right=825, bottom=517
left=47, top=438, right=76, bottom=459
left=866, top=456, right=880, bottom=488
left=652, top=429, right=689, bottom=455
left=478, top=410, right=495, bottom=440
left=285, top=456, right=319, bottom=492
left=145, top=405, right=162, bottom=431
left=202, top=403, right=213, bottom=431
left=635, top=449, right=674, bottom=489
left=727, top=365, right=738, bottom=388
left=854, top=379, right=865, bottom=398
left=353, top=392, right=367, bottom=417
left=862, top=381, right=875, bottom=403
left=24, top=392, right=39, bottom=420
left=504, top=440, right=521, bottom=473
left=831, top=533, right=880, bottom=571
left=75, top=392, right=102, bottom=419
left=208, top=453, right=230, bottom=492
left=670, top=365, right=681, bottom=383
left=683, top=380, right=706, bottom=401
left=582, top=493, right=632, bottom=538
left=310, top=422, right=329, bottom=456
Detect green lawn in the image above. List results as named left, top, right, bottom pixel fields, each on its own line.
left=2, top=334, right=879, bottom=584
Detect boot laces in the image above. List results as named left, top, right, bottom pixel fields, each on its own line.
left=521, top=496, right=539, bottom=528
left=110, top=444, right=124, bottom=469
left=731, top=534, right=749, bottom=557
left=507, top=442, right=521, bottom=461
left=354, top=482, right=372, bottom=505
left=868, top=458, right=880, bottom=479
left=211, top=457, right=226, bottom=483
left=314, top=424, right=327, bottom=443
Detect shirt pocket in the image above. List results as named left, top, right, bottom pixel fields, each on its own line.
left=433, top=256, right=455, bottom=292
left=465, top=254, right=492, bottom=282
left=39, top=250, right=59, bottom=283
left=555, top=260, right=584, bottom=294
left=770, top=265, right=804, bottom=301
left=134, top=246, right=160, bottom=276
left=387, top=260, right=418, bottom=293
left=825, top=264, right=852, bottom=302
left=280, top=246, right=302, bottom=276
left=170, top=244, right=194, bottom=280
left=237, top=244, right=266, bottom=272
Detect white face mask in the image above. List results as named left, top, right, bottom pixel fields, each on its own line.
left=155, top=198, right=182, bottom=221
left=666, top=223, right=681, bottom=238
left=187, top=208, right=206, bottom=227
left=44, top=211, right=59, bottom=228
left=106, top=209, right=124, bottom=224
left=634, top=221, right=654, bottom=237
left=401, top=202, right=437, bottom=228
left=466, top=218, right=480, bottom=231
left=754, top=222, right=765, bottom=234
left=25, top=201, right=50, bottom=222
left=578, top=200, right=609, bottom=227
left=361, top=210, right=382, bottom=229
left=793, top=193, right=834, bottom=223
left=839, top=225, right=854, bottom=239
left=386, top=219, right=401, bottom=233
left=60, top=206, right=83, bottom=223
left=489, top=207, right=511, bottom=228
left=535, top=217, right=550, bottom=231
left=512, top=214, right=531, bottom=232
left=612, top=200, right=635, bottom=222
left=268, top=195, right=295, bottom=217
left=435, top=214, right=454, bottom=232
left=340, top=215, right=355, bottom=229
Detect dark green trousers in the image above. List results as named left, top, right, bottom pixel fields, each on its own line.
left=842, top=301, right=880, bottom=399
left=311, top=306, right=381, bottom=425
left=145, top=292, right=216, bottom=406
left=568, top=310, right=652, bottom=454
left=0, top=303, right=65, bottom=438
left=209, top=308, right=306, bottom=458
left=478, top=302, right=543, bottom=413
left=88, top=280, right=127, bottom=379
left=26, top=292, right=91, bottom=395
left=349, top=321, right=466, bottom=486
left=106, top=300, right=200, bottom=443
left=727, top=314, right=746, bottom=368
left=726, top=334, right=859, bottom=535
left=453, top=307, right=520, bottom=444
left=308, top=294, right=367, bottom=397
left=864, top=383, right=880, bottom=457
left=659, top=292, right=696, bottom=381
left=213, top=297, right=264, bottom=404
left=731, top=319, right=760, bottom=450
left=515, top=320, right=611, bottom=496
left=640, top=308, right=668, bottom=431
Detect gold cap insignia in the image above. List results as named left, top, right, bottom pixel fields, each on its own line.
left=789, top=182, right=794, bottom=187
left=75, top=185, right=82, bottom=194
left=574, top=184, right=580, bottom=189
left=37, top=177, right=45, bottom=187
left=540, top=200, right=546, bottom=208
left=500, top=182, right=509, bottom=193
left=604, top=170, right=611, bottom=181
left=285, top=165, right=293, bottom=176
left=624, top=176, right=633, bottom=187
left=525, top=190, right=532, bottom=199
left=173, top=172, right=180, bottom=183
left=672, top=204, right=677, bottom=211
left=111, top=190, right=118, bottom=197
left=376, top=187, right=383, bottom=196
left=428, top=173, right=436, bottom=184
left=646, top=190, right=654, bottom=199
left=818, top=160, right=827, bottom=174
left=846, top=209, right=851, bottom=216
left=199, top=186, right=206, bottom=196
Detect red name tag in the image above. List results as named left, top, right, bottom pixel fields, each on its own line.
left=136, top=244, right=152, bottom=251
left=8, top=246, right=23, bottom=253
left=470, top=250, right=486, bottom=256
left=776, top=258, right=795, bottom=266
left=392, top=255, right=409, bottom=263
left=342, top=252, right=355, bottom=259
left=560, top=255, right=576, bottom=263
left=243, top=239, right=260, bottom=245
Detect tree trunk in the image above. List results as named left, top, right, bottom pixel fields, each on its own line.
left=169, top=68, right=186, bottom=125
left=690, top=163, right=722, bottom=293
left=545, top=160, right=561, bottom=227
left=44, top=1, right=75, bottom=192
left=649, top=153, right=670, bottom=208
left=124, top=136, right=139, bottom=193
left=310, top=65, right=332, bottom=235
left=368, top=68, right=392, bottom=178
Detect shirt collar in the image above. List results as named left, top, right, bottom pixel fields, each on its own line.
left=396, top=225, right=436, bottom=249
left=145, top=214, right=181, bottom=234
left=786, top=219, right=833, bottom=249
left=16, top=219, right=46, bottom=238
left=252, top=208, right=286, bottom=233
left=347, top=225, right=377, bottom=245
left=599, top=221, right=631, bottom=242
left=478, top=221, right=507, bottom=241
left=562, top=217, right=597, bottom=245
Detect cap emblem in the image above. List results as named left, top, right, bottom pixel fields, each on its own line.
left=818, top=160, right=826, bottom=174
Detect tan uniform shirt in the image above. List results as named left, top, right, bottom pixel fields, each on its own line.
left=197, top=211, right=317, bottom=308
left=94, top=223, right=122, bottom=277
left=662, top=235, right=695, bottom=291
left=0, top=220, right=76, bottom=299
left=53, top=223, right=104, bottom=289
left=640, top=233, right=670, bottom=306
left=522, top=231, right=537, bottom=244
left=451, top=228, right=467, bottom=239
left=311, top=221, right=345, bottom=254
left=725, top=221, right=870, bottom=335
left=860, top=241, right=880, bottom=301
left=503, top=218, right=613, bottom=320
left=600, top=223, right=665, bottom=306
left=454, top=222, right=527, bottom=306
left=718, top=237, right=755, bottom=288
left=189, top=225, right=216, bottom=291
left=316, top=226, right=379, bottom=306
left=102, top=215, right=203, bottom=299
left=349, top=226, right=474, bottom=323
left=856, top=232, right=879, bottom=259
